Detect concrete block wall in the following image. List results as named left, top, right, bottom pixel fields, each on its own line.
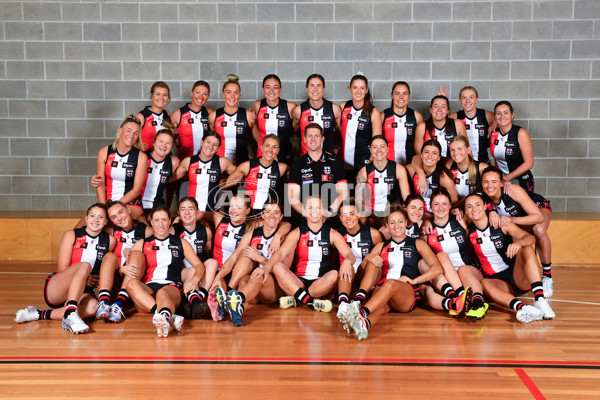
left=0, top=0, right=599, bottom=212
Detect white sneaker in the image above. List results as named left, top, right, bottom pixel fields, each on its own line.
left=351, top=300, right=362, bottom=309
left=15, top=306, right=41, bottom=323
left=61, top=312, right=89, bottom=334
left=108, top=303, right=125, bottom=323
left=534, top=298, right=555, bottom=319
left=345, top=303, right=368, bottom=340
left=543, top=277, right=553, bottom=298
left=337, top=302, right=349, bottom=320
left=279, top=296, right=297, bottom=309
left=312, top=299, right=332, bottom=313
left=516, top=305, right=544, bottom=324
left=152, top=313, right=170, bottom=338
left=95, top=301, right=110, bottom=320
left=170, top=314, right=184, bottom=332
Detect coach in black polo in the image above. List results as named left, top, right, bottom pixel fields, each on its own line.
left=288, top=123, right=348, bottom=219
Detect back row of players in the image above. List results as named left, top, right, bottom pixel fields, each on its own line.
left=14, top=73, right=555, bottom=340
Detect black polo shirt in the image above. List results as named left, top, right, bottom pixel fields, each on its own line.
left=289, top=151, right=346, bottom=209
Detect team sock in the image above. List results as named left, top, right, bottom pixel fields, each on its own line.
left=294, top=289, right=314, bottom=309
left=471, top=293, right=485, bottom=309
left=114, top=289, right=129, bottom=308
left=531, top=281, right=544, bottom=300
left=353, top=289, right=367, bottom=304
left=150, top=305, right=157, bottom=314
left=97, top=289, right=111, bottom=304
left=442, top=298, right=453, bottom=311
left=441, top=283, right=456, bottom=299
left=510, top=299, right=524, bottom=311
left=187, top=290, right=202, bottom=305
left=41, top=310, right=53, bottom=320
left=159, top=307, right=172, bottom=321
left=359, top=307, right=371, bottom=318
left=542, top=263, right=552, bottom=278
left=455, top=286, right=465, bottom=296
left=338, top=292, right=349, bottom=304
left=63, top=300, right=78, bottom=318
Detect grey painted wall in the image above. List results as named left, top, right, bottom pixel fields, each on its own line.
left=1, top=0, right=599, bottom=212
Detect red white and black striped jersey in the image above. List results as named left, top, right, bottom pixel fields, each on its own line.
left=364, top=159, right=401, bottom=213
left=70, top=227, right=110, bottom=275
left=406, top=222, right=421, bottom=239
left=112, top=221, right=147, bottom=266
left=213, top=216, right=246, bottom=269
left=382, top=107, right=418, bottom=165
left=256, top=99, right=293, bottom=165
left=141, top=235, right=184, bottom=284
left=468, top=222, right=514, bottom=277
left=426, top=217, right=472, bottom=269
left=379, top=236, right=420, bottom=282
left=244, top=158, right=282, bottom=211
left=214, top=107, right=250, bottom=164
left=141, top=154, right=173, bottom=210
left=299, top=100, right=335, bottom=155
left=424, top=120, right=458, bottom=158
left=293, top=224, right=333, bottom=280
left=490, top=125, right=529, bottom=181
left=456, top=108, right=490, bottom=163
left=104, top=145, right=141, bottom=202
left=340, top=100, right=372, bottom=170
left=449, top=160, right=481, bottom=199
left=173, top=222, right=208, bottom=268
left=411, top=169, right=441, bottom=213
left=187, top=154, right=222, bottom=212
left=338, top=224, right=374, bottom=272
left=177, top=104, right=210, bottom=160
left=140, top=106, right=170, bottom=151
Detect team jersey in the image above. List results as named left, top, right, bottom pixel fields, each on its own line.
left=249, top=226, right=276, bottom=267
left=379, top=236, right=420, bottom=282
left=213, top=216, right=246, bottom=268
left=449, top=160, right=481, bottom=199
left=424, top=120, right=458, bottom=158
left=298, top=100, right=336, bottom=155
left=364, top=160, right=402, bottom=213
left=244, top=158, right=282, bottom=211
left=484, top=189, right=552, bottom=217
left=141, top=154, right=173, bottom=211
left=256, top=99, right=293, bottom=165
left=293, top=224, right=333, bottom=280
left=456, top=108, right=490, bottom=163
left=406, top=222, right=421, bottom=239
left=187, top=154, right=221, bottom=212
left=338, top=224, right=374, bottom=272
left=411, top=169, right=441, bottom=213
left=426, top=217, right=472, bottom=269
left=468, top=222, right=515, bottom=277
left=340, top=100, right=372, bottom=170
left=382, top=107, right=418, bottom=165
left=177, top=104, right=210, bottom=160
left=214, top=107, right=250, bottom=164
left=141, top=235, right=184, bottom=285
left=70, top=227, right=110, bottom=276
left=140, top=106, right=170, bottom=151
left=104, top=145, right=141, bottom=203
left=490, top=125, right=535, bottom=192
left=173, top=222, right=208, bottom=268
left=112, top=221, right=147, bottom=266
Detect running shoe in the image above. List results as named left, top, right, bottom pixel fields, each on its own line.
left=95, top=301, right=110, bottom=320
left=337, top=302, right=350, bottom=332
left=465, top=302, right=489, bottom=320
left=61, top=312, right=89, bottom=334
left=516, top=305, right=544, bottom=324
left=152, top=312, right=170, bottom=338
left=214, top=287, right=228, bottom=320
left=534, top=298, right=555, bottom=319
left=170, top=314, right=184, bottom=332
left=345, top=303, right=368, bottom=341
left=207, top=291, right=223, bottom=322
left=108, top=303, right=125, bottom=323
left=14, top=306, right=41, bottom=324
left=227, top=289, right=244, bottom=327
left=449, top=287, right=472, bottom=318
left=542, top=276, right=553, bottom=298
left=312, top=299, right=333, bottom=313
left=279, top=296, right=297, bottom=309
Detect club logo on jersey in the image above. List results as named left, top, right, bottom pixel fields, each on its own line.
left=188, top=118, right=194, bottom=124
left=493, top=240, right=503, bottom=249
left=403, top=249, right=413, bottom=258
left=322, top=247, right=329, bottom=255
left=506, top=149, right=513, bottom=155
left=322, top=175, right=333, bottom=181
left=358, top=123, right=365, bottom=130
left=278, top=120, right=286, bottom=128
left=126, top=169, right=134, bottom=177
left=323, top=166, right=331, bottom=174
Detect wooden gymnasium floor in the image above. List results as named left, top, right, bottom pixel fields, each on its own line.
left=1, top=261, right=600, bottom=399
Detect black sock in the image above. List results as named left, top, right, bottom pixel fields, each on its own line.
left=187, top=290, right=202, bottom=305
left=441, top=283, right=456, bottom=299
left=472, top=293, right=484, bottom=309
left=455, top=286, right=465, bottom=297
left=353, top=289, right=367, bottom=304
left=510, top=299, right=524, bottom=311
left=63, top=300, right=78, bottom=318
left=198, top=288, right=208, bottom=302
left=531, top=281, right=544, bottom=300
left=338, top=292, right=349, bottom=304
left=159, top=307, right=172, bottom=320
left=542, top=263, right=552, bottom=278
left=238, top=291, right=246, bottom=303
left=97, top=289, right=111, bottom=304
left=360, top=307, right=371, bottom=317
left=114, top=289, right=129, bottom=308
left=442, top=298, right=452, bottom=311
left=294, top=288, right=314, bottom=308
left=150, top=305, right=157, bottom=314
left=41, top=310, right=53, bottom=320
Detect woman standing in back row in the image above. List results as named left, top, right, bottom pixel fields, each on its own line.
left=136, top=81, right=171, bottom=151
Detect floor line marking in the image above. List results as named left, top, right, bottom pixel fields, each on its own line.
left=518, top=296, right=600, bottom=306
left=515, top=368, right=546, bottom=400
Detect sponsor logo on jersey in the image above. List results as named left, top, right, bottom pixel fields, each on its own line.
left=188, top=118, right=194, bottom=124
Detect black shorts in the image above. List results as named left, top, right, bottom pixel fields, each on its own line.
left=146, top=281, right=183, bottom=294
left=44, top=272, right=95, bottom=309
left=298, top=277, right=318, bottom=290
left=489, top=268, right=529, bottom=296
left=126, top=198, right=143, bottom=208
left=529, top=192, right=552, bottom=213
left=516, top=172, right=535, bottom=194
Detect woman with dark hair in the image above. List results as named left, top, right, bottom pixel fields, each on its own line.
left=136, top=81, right=171, bottom=151
left=292, top=74, right=342, bottom=155
left=253, top=74, right=296, bottom=166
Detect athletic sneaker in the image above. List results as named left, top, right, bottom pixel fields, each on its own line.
left=449, top=287, right=472, bottom=318
left=152, top=312, right=170, bottom=338
left=191, top=301, right=211, bottom=319
left=95, top=301, right=110, bottom=320
left=61, top=312, right=89, bottom=334
left=466, top=303, right=489, bottom=320
left=312, top=299, right=333, bottom=313
left=516, top=305, right=544, bottom=324
left=108, top=303, right=125, bottom=323
left=170, top=314, right=184, bottom=332
left=543, top=276, right=554, bottom=298
left=279, top=296, right=297, bottom=309
left=534, top=298, right=555, bottom=319
left=214, top=287, right=229, bottom=320
left=337, top=301, right=349, bottom=320
left=207, top=291, right=223, bottom=322
left=227, top=289, right=244, bottom=327
left=14, top=306, right=41, bottom=323
left=345, top=303, right=368, bottom=341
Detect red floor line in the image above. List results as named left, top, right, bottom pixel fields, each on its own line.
left=515, top=369, right=546, bottom=400
left=0, top=356, right=599, bottom=366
